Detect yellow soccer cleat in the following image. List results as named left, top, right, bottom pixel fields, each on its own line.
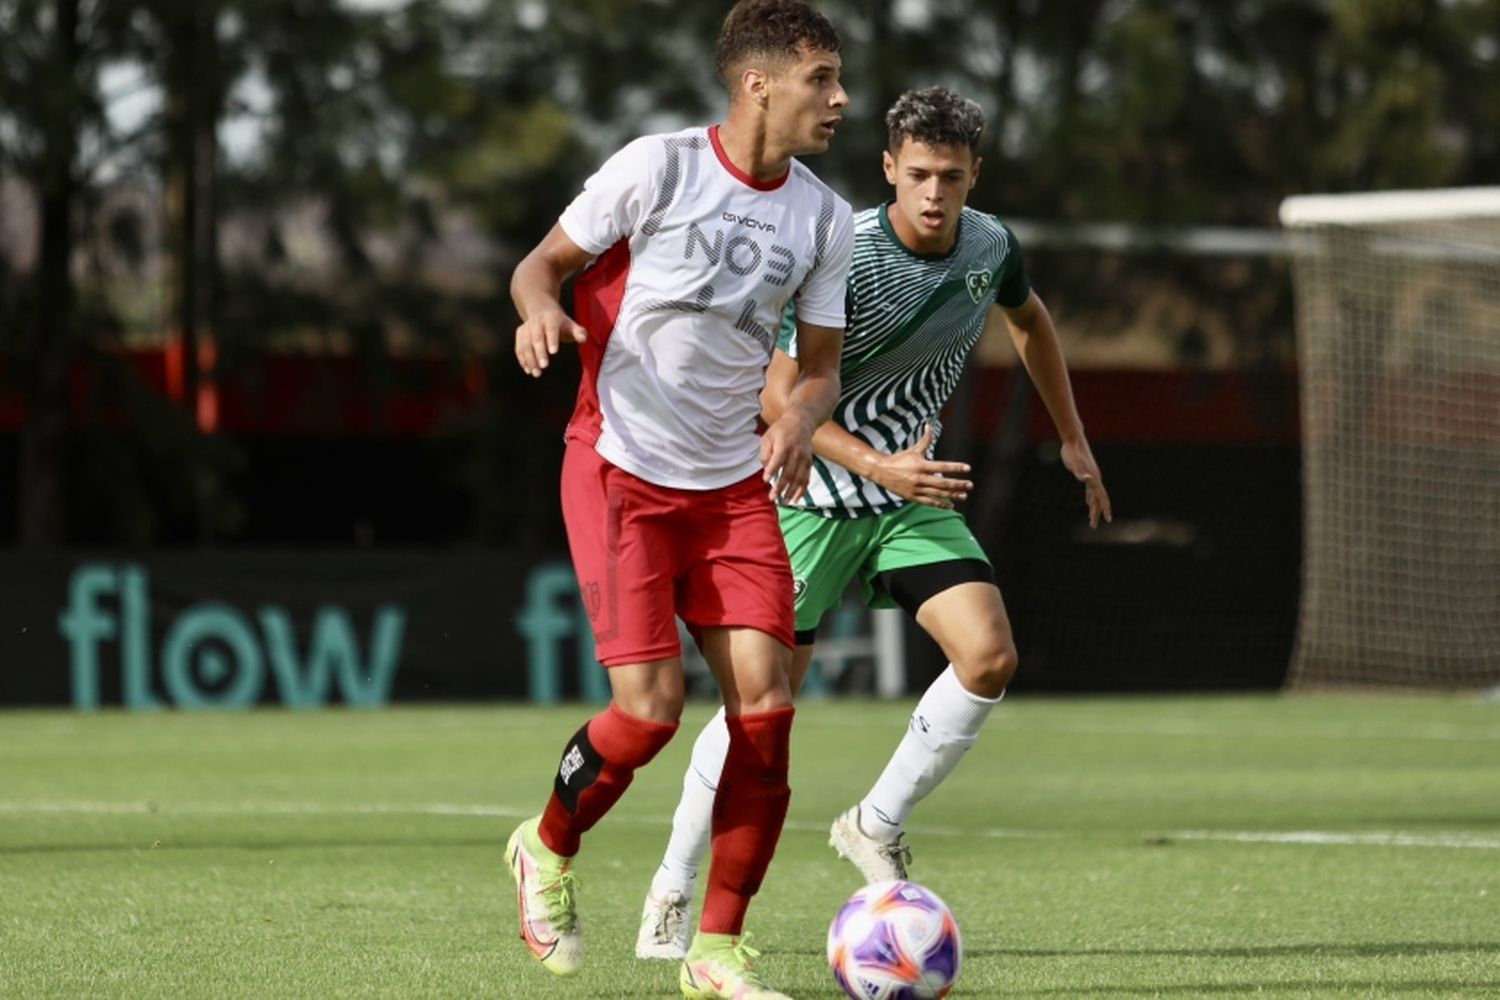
left=679, top=932, right=791, bottom=999
left=506, top=816, right=582, bottom=977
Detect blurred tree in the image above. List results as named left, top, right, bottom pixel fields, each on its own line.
left=911, top=0, right=1500, bottom=223
left=155, top=0, right=226, bottom=541
left=17, top=0, right=85, bottom=548
left=871, top=0, right=1500, bottom=371
left=0, top=0, right=127, bottom=547
left=206, top=0, right=603, bottom=546
left=3, top=0, right=1497, bottom=548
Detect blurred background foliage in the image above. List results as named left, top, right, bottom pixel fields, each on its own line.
left=1, top=0, right=1497, bottom=548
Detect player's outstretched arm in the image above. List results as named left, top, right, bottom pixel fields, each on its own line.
left=510, top=224, right=594, bottom=377
left=760, top=321, right=842, bottom=503
left=999, top=295, right=1113, bottom=527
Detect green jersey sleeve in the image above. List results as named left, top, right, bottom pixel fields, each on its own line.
left=994, top=219, right=1031, bottom=309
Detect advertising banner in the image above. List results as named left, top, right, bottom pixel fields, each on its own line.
left=0, top=552, right=616, bottom=709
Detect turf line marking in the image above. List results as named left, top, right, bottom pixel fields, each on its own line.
left=5, top=801, right=1498, bottom=850
left=1001, top=721, right=1500, bottom=743
left=1167, top=829, right=1500, bottom=850
left=0, top=801, right=1052, bottom=840
left=801, top=713, right=1500, bottom=743
left=0, top=800, right=533, bottom=818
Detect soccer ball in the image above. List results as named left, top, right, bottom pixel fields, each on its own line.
left=826, top=879, right=963, bottom=999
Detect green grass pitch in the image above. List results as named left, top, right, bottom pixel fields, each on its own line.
left=1, top=694, right=1497, bottom=998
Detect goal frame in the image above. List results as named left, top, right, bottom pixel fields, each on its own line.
left=1280, top=186, right=1500, bottom=696
left=1280, top=187, right=1500, bottom=227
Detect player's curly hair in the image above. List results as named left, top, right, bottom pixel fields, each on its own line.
left=715, top=0, right=842, bottom=87
left=885, top=87, right=986, bottom=154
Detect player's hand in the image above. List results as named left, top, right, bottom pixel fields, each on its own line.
left=869, top=425, right=973, bottom=509
left=515, top=307, right=587, bottom=377
left=1061, top=437, right=1112, bottom=528
left=760, top=411, right=816, bottom=504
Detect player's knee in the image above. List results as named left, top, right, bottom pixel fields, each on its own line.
left=957, top=640, right=1017, bottom=699
left=723, top=661, right=794, bottom=715
left=613, top=688, right=685, bottom=724
left=731, top=685, right=793, bottom=716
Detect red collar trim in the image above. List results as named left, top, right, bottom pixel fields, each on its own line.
left=708, top=125, right=790, bottom=191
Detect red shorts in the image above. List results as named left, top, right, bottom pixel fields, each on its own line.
left=560, top=442, right=795, bottom=666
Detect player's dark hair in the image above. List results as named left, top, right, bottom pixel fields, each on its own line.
left=716, top=0, right=842, bottom=88
left=885, top=87, right=985, bottom=154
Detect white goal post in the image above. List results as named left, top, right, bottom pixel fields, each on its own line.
left=1279, top=187, right=1500, bottom=692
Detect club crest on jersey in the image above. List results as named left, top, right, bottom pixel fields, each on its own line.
left=581, top=580, right=603, bottom=621
left=965, top=268, right=995, bottom=304
left=792, top=577, right=807, bottom=600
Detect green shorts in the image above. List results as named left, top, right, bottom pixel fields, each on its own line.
left=778, top=502, right=992, bottom=633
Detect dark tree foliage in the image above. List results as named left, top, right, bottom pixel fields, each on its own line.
left=1, top=0, right=1496, bottom=546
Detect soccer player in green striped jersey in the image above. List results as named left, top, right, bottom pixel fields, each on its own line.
left=637, top=87, right=1112, bottom=959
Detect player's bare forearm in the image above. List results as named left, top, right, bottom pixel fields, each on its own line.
left=778, top=320, right=844, bottom=433
left=510, top=225, right=594, bottom=377
left=810, top=420, right=880, bottom=477
left=1000, top=295, right=1112, bottom=526
left=759, top=321, right=842, bottom=502
left=814, top=421, right=972, bottom=507
left=763, top=329, right=969, bottom=506
left=999, top=295, right=1085, bottom=444
left=759, top=405, right=824, bottom=505
left=509, top=252, right=559, bottom=323
left=763, top=366, right=839, bottom=500
left=783, top=368, right=839, bottom=436
left=760, top=349, right=797, bottom=426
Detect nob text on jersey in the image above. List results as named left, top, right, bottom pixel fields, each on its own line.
left=681, top=213, right=799, bottom=356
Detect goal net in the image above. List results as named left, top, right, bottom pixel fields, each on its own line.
left=1280, top=188, right=1500, bottom=690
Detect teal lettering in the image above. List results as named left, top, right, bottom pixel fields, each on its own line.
left=119, top=565, right=162, bottom=710
left=516, top=564, right=611, bottom=705
left=517, top=563, right=579, bottom=704
left=260, top=605, right=406, bottom=708
left=58, top=563, right=118, bottom=711
left=161, top=604, right=264, bottom=709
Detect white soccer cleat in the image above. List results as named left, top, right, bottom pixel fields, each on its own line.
left=506, top=816, right=583, bottom=977
left=828, top=805, right=911, bottom=883
left=635, top=888, right=692, bottom=960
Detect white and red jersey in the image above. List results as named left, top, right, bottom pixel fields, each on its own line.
left=558, top=125, right=854, bottom=490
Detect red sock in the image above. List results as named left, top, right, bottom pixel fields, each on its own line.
left=538, top=701, right=678, bottom=857
left=699, top=706, right=794, bottom=935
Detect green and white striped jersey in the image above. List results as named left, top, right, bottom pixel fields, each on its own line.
left=780, top=202, right=1030, bottom=518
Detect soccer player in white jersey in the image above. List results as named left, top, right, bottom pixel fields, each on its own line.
left=637, top=86, right=1113, bottom=960
left=507, top=2, right=853, bottom=997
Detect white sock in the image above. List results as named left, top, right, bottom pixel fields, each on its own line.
left=650, top=706, right=728, bottom=900
left=860, top=665, right=1003, bottom=842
